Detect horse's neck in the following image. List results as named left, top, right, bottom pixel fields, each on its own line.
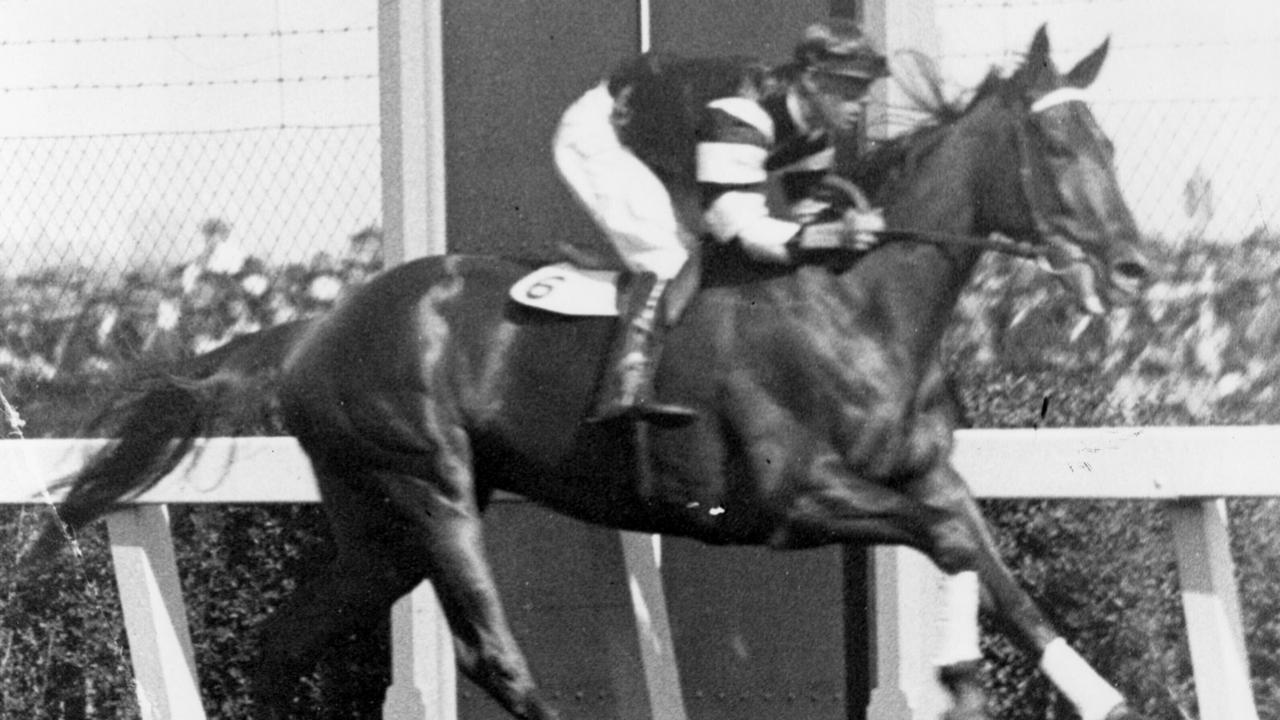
left=850, top=122, right=991, bottom=364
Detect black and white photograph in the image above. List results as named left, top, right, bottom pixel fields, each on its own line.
left=1, top=1, right=1277, bottom=719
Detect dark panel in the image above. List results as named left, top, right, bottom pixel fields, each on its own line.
left=663, top=537, right=848, bottom=720
left=465, top=502, right=849, bottom=720
left=441, top=1, right=637, bottom=257
left=650, top=0, right=832, bottom=62
left=462, top=504, right=648, bottom=720
left=442, top=4, right=857, bottom=718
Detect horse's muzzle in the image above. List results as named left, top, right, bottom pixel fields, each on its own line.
left=1039, top=235, right=1150, bottom=315
left=1105, top=245, right=1151, bottom=307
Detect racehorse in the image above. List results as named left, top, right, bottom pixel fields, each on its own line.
left=43, top=28, right=1151, bottom=720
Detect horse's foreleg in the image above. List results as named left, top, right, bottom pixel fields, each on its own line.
left=913, top=465, right=1137, bottom=720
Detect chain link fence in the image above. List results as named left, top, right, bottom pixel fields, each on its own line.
left=1, top=125, right=379, bottom=273
left=0, top=6, right=380, bottom=388
left=0, top=123, right=381, bottom=383
left=1, top=2, right=1278, bottom=421
left=932, top=0, right=1280, bottom=242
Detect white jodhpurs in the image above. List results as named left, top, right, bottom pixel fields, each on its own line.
left=553, top=82, right=695, bottom=280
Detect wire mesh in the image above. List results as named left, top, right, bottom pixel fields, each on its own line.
left=0, top=2, right=1277, bottom=422
left=0, top=124, right=381, bottom=381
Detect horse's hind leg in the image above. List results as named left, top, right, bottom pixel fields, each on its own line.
left=372, top=473, right=559, bottom=720
left=913, top=464, right=1137, bottom=720
left=255, top=461, right=556, bottom=720
left=250, top=467, right=431, bottom=716
left=251, top=546, right=421, bottom=717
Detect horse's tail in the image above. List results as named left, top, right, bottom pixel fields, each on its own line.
left=24, top=320, right=311, bottom=562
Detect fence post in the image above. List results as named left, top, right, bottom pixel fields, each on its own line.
left=865, top=547, right=949, bottom=720
left=860, top=0, right=940, bottom=144
left=860, top=4, right=944, bottom=712
left=105, top=505, right=206, bottom=720
left=1169, top=499, right=1259, bottom=720
left=378, top=2, right=457, bottom=717
left=383, top=580, right=457, bottom=720
left=619, top=531, right=687, bottom=720
left=378, top=0, right=447, bottom=262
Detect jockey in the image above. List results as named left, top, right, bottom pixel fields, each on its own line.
left=553, top=19, right=889, bottom=425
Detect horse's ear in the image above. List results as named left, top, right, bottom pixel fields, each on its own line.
left=1028, top=24, right=1051, bottom=62
left=1011, top=24, right=1054, bottom=93
left=1065, top=37, right=1109, bottom=88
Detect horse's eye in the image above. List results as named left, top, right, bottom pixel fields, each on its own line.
left=1035, top=120, right=1075, bottom=159
left=1041, top=134, right=1075, bottom=160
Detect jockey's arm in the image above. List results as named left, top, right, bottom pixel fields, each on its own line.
left=702, top=187, right=801, bottom=263
left=696, top=98, right=881, bottom=262
left=696, top=97, right=805, bottom=263
left=699, top=164, right=885, bottom=262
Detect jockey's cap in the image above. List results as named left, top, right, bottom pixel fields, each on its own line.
left=794, top=19, right=888, bottom=81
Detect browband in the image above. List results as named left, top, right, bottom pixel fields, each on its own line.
left=1030, top=87, right=1090, bottom=113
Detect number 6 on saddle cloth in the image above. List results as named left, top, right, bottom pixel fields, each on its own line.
left=509, top=262, right=622, bottom=317
left=510, top=251, right=703, bottom=325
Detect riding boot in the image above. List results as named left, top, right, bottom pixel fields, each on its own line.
left=590, top=272, right=697, bottom=426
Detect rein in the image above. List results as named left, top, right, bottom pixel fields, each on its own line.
left=821, top=86, right=1095, bottom=264
left=870, top=227, right=1043, bottom=260
left=815, top=176, right=1044, bottom=261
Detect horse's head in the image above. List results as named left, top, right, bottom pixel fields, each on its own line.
left=987, top=26, right=1151, bottom=314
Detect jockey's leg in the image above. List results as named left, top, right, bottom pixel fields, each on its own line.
left=554, top=84, right=697, bottom=426
left=589, top=271, right=697, bottom=426
left=552, top=83, right=696, bottom=278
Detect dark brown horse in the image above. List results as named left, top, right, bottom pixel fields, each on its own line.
left=46, top=28, right=1151, bottom=720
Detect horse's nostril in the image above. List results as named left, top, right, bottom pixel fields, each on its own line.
left=1113, top=259, right=1148, bottom=280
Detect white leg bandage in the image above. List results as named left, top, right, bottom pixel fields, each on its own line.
left=934, top=570, right=982, bottom=667
left=1039, top=638, right=1125, bottom=720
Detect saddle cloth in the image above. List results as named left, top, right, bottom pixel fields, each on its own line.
left=509, top=262, right=620, bottom=316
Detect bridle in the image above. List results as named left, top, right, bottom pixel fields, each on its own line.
left=826, top=84, right=1096, bottom=265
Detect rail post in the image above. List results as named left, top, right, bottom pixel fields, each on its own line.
left=379, top=0, right=447, bottom=263
left=859, top=3, right=952, bottom=716
left=864, top=547, right=949, bottom=720
left=619, top=532, right=687, bottom=720
left=383, top=581, right=458, bottom=720
left=378, top=1, right=457, bottom=716
left=105, top=506, right=206, bottom=720
left=1169, top=499, right=1259, bottom=720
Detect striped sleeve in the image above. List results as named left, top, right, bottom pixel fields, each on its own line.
left=696, top=98, right=774, bottom=186
left=697, top=97, right=781, bottom=244
left=769, top=136, right=836, bottom=212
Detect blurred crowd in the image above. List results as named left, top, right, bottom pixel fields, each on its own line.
left=3, top=224, right=1280, bottom=423
left=0, top=220, right=383, bottom=383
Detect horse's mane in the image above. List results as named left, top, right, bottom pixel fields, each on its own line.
left=846, top=54, right=1007, bottom=199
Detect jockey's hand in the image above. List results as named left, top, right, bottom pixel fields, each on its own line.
left=844, top=207, right=886, bottom=250
left=790, top=207, right=886, bottom=260
left=792, top=220, right=845, bottom=253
